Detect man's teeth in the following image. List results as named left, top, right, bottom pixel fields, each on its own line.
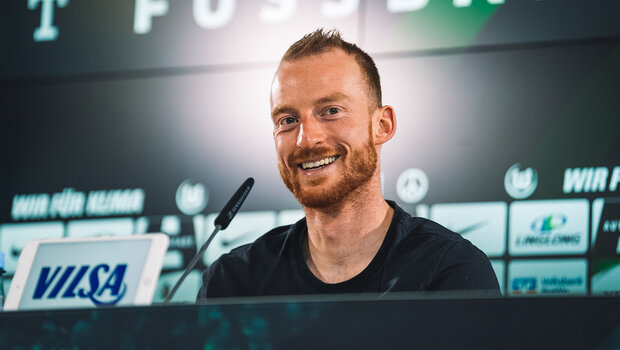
left=301, top=156, right=337, bottom=170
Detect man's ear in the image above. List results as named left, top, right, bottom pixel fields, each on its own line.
left=374, top=105, right=396, bottom=145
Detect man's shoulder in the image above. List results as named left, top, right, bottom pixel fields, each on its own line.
left=387, top=202, right=499, bottom=292
left=395, top=214, right=485, bottom=265
left=391, top=204, right=485, bottom=261
left=390, top=202, right=464, bottom=246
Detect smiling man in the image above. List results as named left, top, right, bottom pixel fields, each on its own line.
left=197, top=29, right=499, bottom=298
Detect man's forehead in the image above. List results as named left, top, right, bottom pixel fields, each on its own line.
left=272, top=52, right=362, bottom=94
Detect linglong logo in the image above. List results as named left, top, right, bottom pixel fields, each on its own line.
left=531, top=213, right=567, bottom=234
left=33, top=264, right=128, bottom=306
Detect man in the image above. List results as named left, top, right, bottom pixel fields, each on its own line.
left=198, top=29, right=499, bottom=298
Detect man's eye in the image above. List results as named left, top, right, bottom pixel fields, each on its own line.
left=281, top=117, right=297, bottom=125
left=327, top=108, right=339, bottom=115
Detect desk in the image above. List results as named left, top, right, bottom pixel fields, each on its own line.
left=1, top=295, right=618, bottom=349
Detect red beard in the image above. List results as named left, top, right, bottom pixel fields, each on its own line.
left=278, top=127, right=377, bottom=209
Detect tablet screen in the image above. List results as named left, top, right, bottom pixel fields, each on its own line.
left=18, top=239, right=151, bottom=310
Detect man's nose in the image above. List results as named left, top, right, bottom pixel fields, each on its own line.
left=296, top=117, right=325, bottom=149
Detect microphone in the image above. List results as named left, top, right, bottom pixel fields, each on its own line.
left=214, top=177, right=254, bottom=230
left=163, top=177, right=254, bottom=304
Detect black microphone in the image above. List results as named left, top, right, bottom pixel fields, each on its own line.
left=214, top=177, right=254, bottom=230
left=163, top=177, right=254, bottom=304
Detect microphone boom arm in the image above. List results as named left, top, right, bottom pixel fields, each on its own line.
left=162, top=177, right=254, bottom=304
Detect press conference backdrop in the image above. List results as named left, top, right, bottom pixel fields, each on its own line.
left=1, top=0, right=619, bottom=304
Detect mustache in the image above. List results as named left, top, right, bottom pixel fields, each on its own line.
left=288, top=145, right=345, bottom=165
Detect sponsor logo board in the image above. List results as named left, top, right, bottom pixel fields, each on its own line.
left=415, top=204, right=429, bottom=219
left=0, top=222, right=64, bottom=274
left=508, top=259, right=587, bottom=296
left=20, top=239, right=151, bottom=309
left=490, top=260, right=505, bottom=295
left=430, top=202, right=506, bottom=257
left=591, top=198, right=620, bottom=255
left=66, top=218, right=134, bottom=238
left=276, top=209, right=305, bottom=227
left=509, top=199, right=588, bottom=256
left=162, top=251, right=183, bottom=270
left=591, top=259, right=620, bottom=296
left=202, top=211, right=276, bottom=266
left=154, top=270, right=202, bottom=303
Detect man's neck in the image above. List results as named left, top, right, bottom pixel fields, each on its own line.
left=303, top=177, right=394, bottom=284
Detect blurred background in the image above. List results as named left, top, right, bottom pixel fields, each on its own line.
left=1, top=0, right=619, bottom=302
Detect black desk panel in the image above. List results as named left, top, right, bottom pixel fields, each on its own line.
left=1, top=295, right=618, bottom=349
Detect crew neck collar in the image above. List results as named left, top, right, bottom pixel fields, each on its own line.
left=292, top=200, right=400, bottom=294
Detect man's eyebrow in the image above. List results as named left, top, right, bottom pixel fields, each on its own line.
left=271, top=105, right=296, bottom=119
left=314, top=92, right=351, bottom=105
left=271, top=93, right=351, bottom=119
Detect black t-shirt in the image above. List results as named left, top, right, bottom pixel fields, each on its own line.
left=197, top=201, right=500, bottom=299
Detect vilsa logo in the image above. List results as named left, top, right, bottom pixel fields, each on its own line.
left=33, top=264, right=128, bottom=306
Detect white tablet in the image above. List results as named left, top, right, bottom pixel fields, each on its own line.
left=4, top=234, right=169, bottom=311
